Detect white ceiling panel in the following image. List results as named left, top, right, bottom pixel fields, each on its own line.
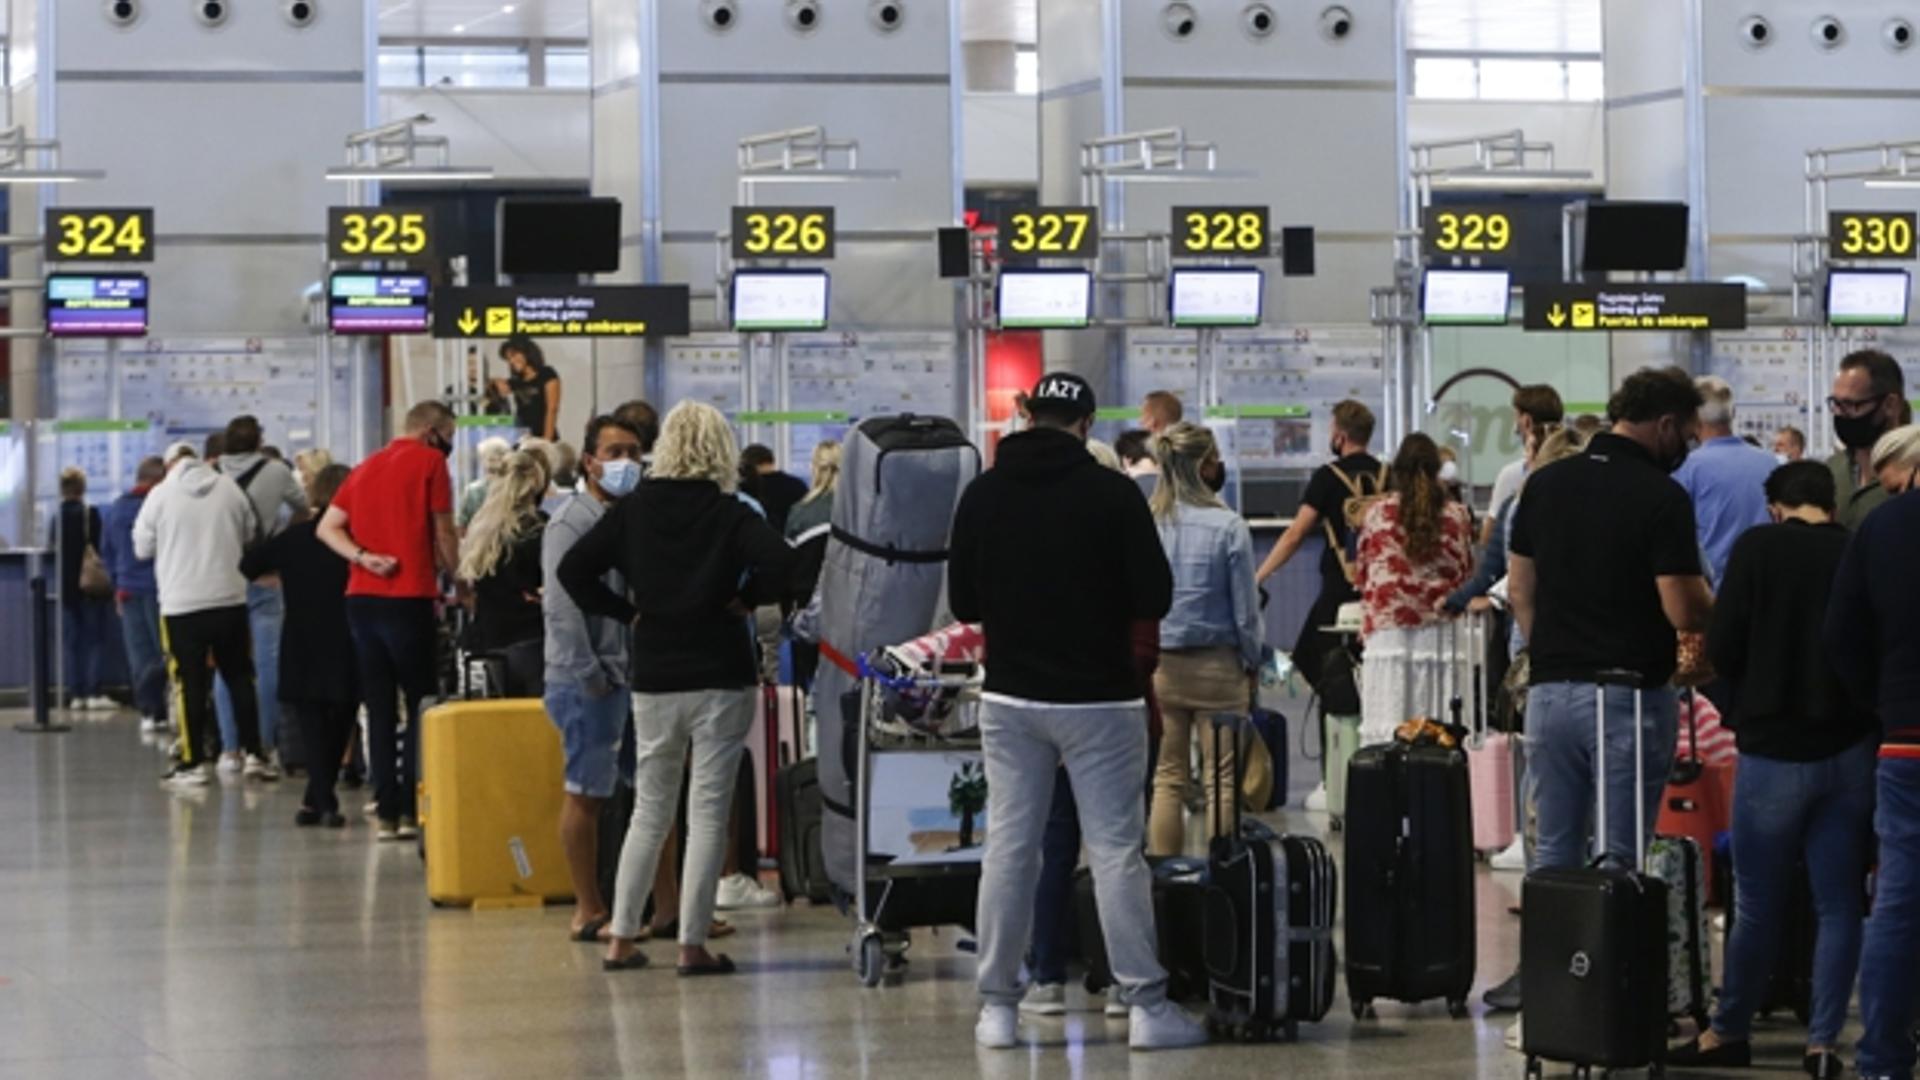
left=1408, top=0, right=1601, bottom=54
left=379, top=0, right=590, bottom=40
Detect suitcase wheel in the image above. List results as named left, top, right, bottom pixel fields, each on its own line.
left=1523, top=1058, right=1543, bottom=1080
left=855, top=935, right=886, bottom=989
left=1350, top=999, right=1372, bottom=1021
left=1446, top=998, right=1469, bottom=1020
left=1283, top=1020, right=1298, bottom=1043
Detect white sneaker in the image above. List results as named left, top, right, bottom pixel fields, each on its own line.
left=1504, top=1016, right=1524, bottom=1051
left=1018, top=982, right=1067, bottom=1016
left=140, top=716, right=167, bottom=735
left=1304, top=783, right=1329, bottom=812
left=217, top=752, right=244, bottom=775
left=243, top=754, right=281, bottom=782
left=161, top=762, right=213, bottom=788
left=1105, top=987, right=1128, bottom=1018
left=975, top=1004, right=1017, bottom=1050
left=714, top=872, right=781, bottom=911
left=1489, top=837, right=1528, bottom=872
left=1128, top=1001, right=1209, bottom=1051
left=84, top=696, right=112, bottom=711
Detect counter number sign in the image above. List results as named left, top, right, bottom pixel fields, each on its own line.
left=1002, top=206, right=1099, bottom=259
left=328, top=207, right=434, bottom=260
left=730, top=207, right=835, bottom=260
left=46, top=208, right=153, bottom=263
left=1173, top=206, right=1270, bottom=256
left=1422, top=206, right=1514, bottom=258
left=1830, top=211, right=1917, bottom=261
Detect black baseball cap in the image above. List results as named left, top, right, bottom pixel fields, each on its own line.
left=1028, top=372, right=1096, bottom=420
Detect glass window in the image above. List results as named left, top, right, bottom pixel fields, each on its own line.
left=1013, top=48, right=1038, bottom=95
left=378, top=46, right=422, bottom=87
left=1413, top=57, right=1477, bottom=99
left=1566, top=60, right=1604, bottom=102
left=1477, top=58, right=1567, bottom=100
left=421, top=46, right=530, bottom=88
left=545, top=46, right=589, bottom=88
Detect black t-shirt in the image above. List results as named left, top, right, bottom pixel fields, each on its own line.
left=1510, top=433, right=1702, bottom=689
left=1298, top=453, right=1384, bottom=586
left=744, top=470, right=809, bottom=534
left=508, top=364, right=559, bottom=435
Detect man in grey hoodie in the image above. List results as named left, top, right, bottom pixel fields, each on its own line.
left=212, top=415, right=306, bottom=777
left=135, top=443, right=272, bottom=787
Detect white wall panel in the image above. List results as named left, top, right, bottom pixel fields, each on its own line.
left=1602, top=0, right=1688, bottom=97
left=966, top=93, right=1039, bottom=186
left=381, top=89, right=591, bottom=182
left=57, top=2, right=362, bottom=71
left=1410, top=100, right=1606, bottom=178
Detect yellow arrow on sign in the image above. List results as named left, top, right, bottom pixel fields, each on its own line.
left=457, top=308, right=479, bottom=335
left=1547, top=303, right=1567, bottom=328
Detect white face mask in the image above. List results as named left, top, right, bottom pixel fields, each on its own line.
left=1774, top=452, right=1790, bottom=466
left=1438, top=461, right=1460, bottom=484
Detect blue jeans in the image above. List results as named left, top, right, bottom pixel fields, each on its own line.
left=345, top=596, right=437, bottom=822
left=1714, top=740, right=1876, bottom=1046
left=216, top=583, right=283, bottom=755
left=1029, top=767, right=1081, bottom=986
left=1527, top=681, right=1677, bottom=871
left=1859, top=756, right=1920, bottom=1080
left=118, top=591, right=168, bottom=720
left=61, top=596, right=110, bottom=702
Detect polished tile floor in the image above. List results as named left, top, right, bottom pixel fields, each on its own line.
left=0, top=707, right=1808, bottom=1079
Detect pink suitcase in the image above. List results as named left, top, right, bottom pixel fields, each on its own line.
left=1462, top=612, right=1516, bottom=854
left=747, top=684, right=807, bottom=863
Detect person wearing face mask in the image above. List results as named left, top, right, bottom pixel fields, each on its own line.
left=1485, top=386, right=1565, bottom=548
left=1826, top=349, right=1909, bottom=531
left=316, top=400, right=462, bottom=841
left=1672, top=376, right=1775, bottom=589
left=1489, top=367, right=1713, bottom=1015
left=1774, top=425, right=1807, bottom=465
left=542, top=414, right=644, bottom=944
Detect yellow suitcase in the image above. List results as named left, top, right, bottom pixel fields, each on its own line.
left=420, top=699, right=575, bottom=908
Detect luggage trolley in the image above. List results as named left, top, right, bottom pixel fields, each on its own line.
left=849, top=654, right=985, bottom=987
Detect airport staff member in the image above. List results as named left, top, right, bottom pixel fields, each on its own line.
left=494, top=336, right=562, bottom=442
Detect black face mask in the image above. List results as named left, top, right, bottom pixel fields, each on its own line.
left=1835, top=411, right=1889, bottom=452
left=426, top=430, right=453, bottom=458
left=1328, top=440, right=1342, bottom=460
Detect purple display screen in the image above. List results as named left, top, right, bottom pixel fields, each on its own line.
left=329, top=273, right=431, bottom=335
left=47, top=275, right=148, bottom=337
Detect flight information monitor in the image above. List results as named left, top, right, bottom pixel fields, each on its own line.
left=1169, top=268, right=1265, bottom=328
left=997, top=269, right=1094, bottom=329
left=329, top=273, right=431, bottom=334
left=1827, top=269, right=1911, bottom=327
left=1422, top=269, right=1513, bottom=326
left=47, top=274, right=148, bottom=337
left=731, top=269, right=830, bottom=332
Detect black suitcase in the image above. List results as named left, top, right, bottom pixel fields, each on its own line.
left=776, top=759, right=833, bottom=904
left=1344, top=622, right=1477, bottom=1018
left=1075, top=856, right=1210, bottom=1003
left=1202, top=716, right=1338, bottom=1041
left=1522, top=672, right=1670, bottom=1080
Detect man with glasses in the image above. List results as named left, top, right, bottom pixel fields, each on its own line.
left=1827, top=349, right=1909, bottom=530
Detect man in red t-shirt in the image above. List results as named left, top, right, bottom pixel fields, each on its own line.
left=317, top=400, right=459, bottom=840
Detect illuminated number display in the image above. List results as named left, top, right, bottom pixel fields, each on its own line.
left=45, top=208, right=154, bottom=263
left=1002, top=206, right=1100, bottom=259
left=1830, top=211, right=1918, bottom=261
left=730, top=207, right=836, bottom=260
left=1173, top=206, right=1270, bottom=256
left=328, top=207, right=435, bottom=260
left=1422, top=206, right=1516, bottom=258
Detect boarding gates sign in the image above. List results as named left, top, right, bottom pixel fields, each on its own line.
left=433, top=285, right=692, bottom=339
left=1522, top=283, right=1747, bottom=332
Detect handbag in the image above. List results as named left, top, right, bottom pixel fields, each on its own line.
left=79, top=544, right=113, bottom=598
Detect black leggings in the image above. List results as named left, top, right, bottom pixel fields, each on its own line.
left=294, top=700, right=359, bottom=814
left=164, top=605, right=259, bottom=764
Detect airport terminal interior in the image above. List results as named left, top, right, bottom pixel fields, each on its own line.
left=6, top=0, right=1920, bottom=1077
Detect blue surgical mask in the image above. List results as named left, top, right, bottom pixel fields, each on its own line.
left=598, top=457, right=640, bottom=498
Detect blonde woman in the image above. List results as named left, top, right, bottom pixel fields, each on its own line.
left=1146, top=423, right=1265, bottom=856
left=458, top=449, right=550, bottom=694
left=1087, top=437, right=1125, bottom=473
left=294, top=448, right=335, bottom=505
left=458, top=436, right=512, bottom=531
left=558, top=401, right=794, bottom=976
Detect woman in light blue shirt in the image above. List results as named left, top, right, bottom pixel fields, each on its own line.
left=1146, top=423, right=1265, bottom=856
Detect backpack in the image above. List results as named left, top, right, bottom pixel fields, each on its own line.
left=1320, top=462, right=1388, bottom=585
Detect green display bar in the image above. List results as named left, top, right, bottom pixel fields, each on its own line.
left=1563, top=402, right=1608, bottom=415
left=1205, top=404, right=1310, bottom=420
left=53, top=419, right=150, bottom=433
left=736, top=411, right=849, bottom=424
left=0, top=421, right=9, bottom=435
left=1093, top=407, right=1140, bottom=421
left=454, top=415, right=517, bottom=429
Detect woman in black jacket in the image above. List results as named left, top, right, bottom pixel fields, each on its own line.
left=241, top=464, right=359, bottom=828
left=559, top=401, right=793, bottom=977
left=457, top=449, right=549, bottom=696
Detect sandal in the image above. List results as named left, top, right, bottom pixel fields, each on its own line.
left=648, top=919, right=733, bottom=941
left=676, top=954, right=737, bottom=977
left=602, top=949, right=651, bottom=972
left=571, top=915, right=611, bottom=944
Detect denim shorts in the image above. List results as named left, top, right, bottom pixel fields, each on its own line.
left=544, top=682, right=631, bottom=799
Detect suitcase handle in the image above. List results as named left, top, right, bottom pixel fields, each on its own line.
left=1592, top=667, right=1647, bottom=874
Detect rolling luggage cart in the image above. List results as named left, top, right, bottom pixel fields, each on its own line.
left=849, top=654, right=985, bottom=988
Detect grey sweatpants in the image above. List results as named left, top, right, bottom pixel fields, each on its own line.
left=976, top=697, right=1168, bottom=1009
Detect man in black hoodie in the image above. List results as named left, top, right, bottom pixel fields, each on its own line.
left=949, top=372, right=1203, bottom=1052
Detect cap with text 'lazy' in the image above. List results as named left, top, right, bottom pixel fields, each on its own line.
left=1028, top=372, right=1096, bottom=420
